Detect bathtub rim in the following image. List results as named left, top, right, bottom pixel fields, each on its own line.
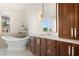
left=1, top=36, right=30, bottom=41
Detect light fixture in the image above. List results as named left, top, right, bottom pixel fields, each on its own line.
left=41, top=3, right=44, bottom=19
left=39, top=3, right=44, bottom=20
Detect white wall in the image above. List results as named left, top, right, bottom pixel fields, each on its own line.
left=0, top=6, right=26, bottom=33
left=0, top=3, right=57, bottom=35
left=25, top=3, right=56, bottom=34
left=25, top=3, right=42, bottom=34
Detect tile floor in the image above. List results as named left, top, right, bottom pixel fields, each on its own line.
left=0, top=48, right=34, bottom=56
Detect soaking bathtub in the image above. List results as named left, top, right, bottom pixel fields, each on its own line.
left=1, top=36, right=30, bottom=50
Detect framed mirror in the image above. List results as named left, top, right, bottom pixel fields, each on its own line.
left=40, top=3, right=57, bottom=33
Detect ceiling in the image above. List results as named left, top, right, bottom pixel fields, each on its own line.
left=0, top=3, right=42, bottom=10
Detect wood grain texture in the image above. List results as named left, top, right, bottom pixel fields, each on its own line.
left=59, top=3, right=75, bottom=39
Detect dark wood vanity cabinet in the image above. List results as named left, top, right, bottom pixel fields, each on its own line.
left=35, top=37, right=41, bottom=56
left=29, top=36, right=57, bottom=56
left=57, top=41, right=72, bottom=56
left=45, top=39, right=57, bottom=56
left=59, top=3, right=79, bottom=39
left=29, top=36, right=79, bottom=56
left=29, top=36, right=46, bottom=56
left=57, top=41, right=79, bottom=56
left=59, top=3, right=75, bottom=39
left=71, top=44, right=79, bottom=56
left=75, top=4, right=79, bottom=39
left=58, top=3, right=79, bottom=55
left=40, top=38, right=46, bottom=56
left=30, top=36, right=36, bottom=54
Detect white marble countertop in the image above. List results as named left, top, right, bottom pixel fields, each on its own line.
left=29, top=33, right=79, bottom=45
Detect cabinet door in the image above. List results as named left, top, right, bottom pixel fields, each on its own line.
left=57, top=41, right=72, bottom=56
left=30, top=36, right=36, bottom=54
left=75, top=4, right=79, bottom=39
left=59, top=3, right=75, bottom=39
left=40, top=38, right=45, bottom=56
left=45, top=39, right=57, bottom=56
left=27, top=37, right=31, bottom=50
left=72, top=44, right=79, bottom=56
left=35, top=37, right=41, bottom=56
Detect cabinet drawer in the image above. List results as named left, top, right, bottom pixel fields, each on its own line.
left=45, top=48, right=56, bottom=56
left=35, top=49, right=40, bottom=56
left=57, top=41, right=72, bottom=56
left=35, top=37, right=41, bottom=56
left=46, top=39, right=56, bottom=48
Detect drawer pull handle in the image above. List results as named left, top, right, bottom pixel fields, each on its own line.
left=72, top=47, right=74, bottom=56
left=68, top=46, right=71, bottom=56
left=48, top=41, right=51, bottom=44
left=37, top=39, right=40, bottom=44
left=71, top=28, right=74, bottom=37
left=48, top=50, right=51, bottom=52
left=74, top=28, right=77, bottom=38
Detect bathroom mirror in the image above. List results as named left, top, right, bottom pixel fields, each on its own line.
left=40, top=3, right=57, bottom=33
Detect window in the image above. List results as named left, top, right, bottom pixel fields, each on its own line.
left=1, top=15, right=10, bottom=32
